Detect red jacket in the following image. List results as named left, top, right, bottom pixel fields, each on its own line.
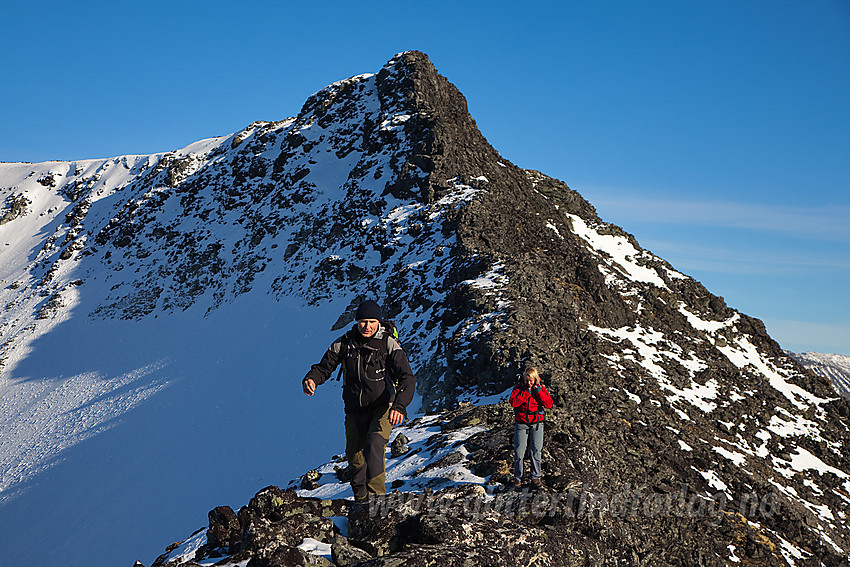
left=510, top=383, right=554, bottom=424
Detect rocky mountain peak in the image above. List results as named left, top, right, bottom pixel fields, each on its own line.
left=1, top=52, right=848, bottom=567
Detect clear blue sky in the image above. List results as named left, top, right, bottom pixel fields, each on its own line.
left=2, top=1, right=848, bottom=355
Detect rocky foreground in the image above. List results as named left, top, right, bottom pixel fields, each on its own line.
left=147, top=402, right=846, bottom=567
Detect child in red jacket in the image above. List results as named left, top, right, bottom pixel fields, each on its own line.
left=510, top=366, right=554, bottom=488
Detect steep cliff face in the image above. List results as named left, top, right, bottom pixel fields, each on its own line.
left=2, top=52, right=848, bottom=566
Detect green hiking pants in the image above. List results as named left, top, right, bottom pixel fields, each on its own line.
left=345, top=403, right=391, bottom=500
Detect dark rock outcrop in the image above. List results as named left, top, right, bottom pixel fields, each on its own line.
left=153, top=401, right=849, bottom=566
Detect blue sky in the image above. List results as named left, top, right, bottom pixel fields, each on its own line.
left=2, top=1, right=848, bottom=355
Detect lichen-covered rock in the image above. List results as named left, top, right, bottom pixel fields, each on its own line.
left=246, top=544, right=329, bottom=567
left=389, top=433, right=410, bottom=458
left=331, top=536, right=372, bottom=566
left=206, top=505, right=241, bottom=553
left=346, top=498, right=412, bottom=557
left=301, top=469, right=322, bottom=490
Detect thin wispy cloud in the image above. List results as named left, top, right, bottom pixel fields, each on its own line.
left=584, top=191, right=850, bottom=242
left=640, top=240, right=850, bottom=275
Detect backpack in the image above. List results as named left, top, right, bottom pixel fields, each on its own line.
left=383, top=320, right=401, bottom=345
left=335, top=320, right=402, bottom=387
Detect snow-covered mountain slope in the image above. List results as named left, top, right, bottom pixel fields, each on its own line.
left=789, top=351, right=850, bottom=399
left=1, top=51, right=848, bottom=567
left=0, top=54, right=507, bottom=567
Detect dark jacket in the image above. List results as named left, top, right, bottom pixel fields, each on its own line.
left=510, top=383, right=554, bottom=424
left=303, top=324, right=416, bottom=415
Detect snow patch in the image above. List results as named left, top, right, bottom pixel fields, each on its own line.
left=712, top=445, right=747, bottom=468
left=590, top=324, right=718, bottom=415
left=298, top=417, right=491, bottom=500
left=566, top=213, right=668, bottom=288
left=298, top=538, right=332, bottom=560
left=695, top=468, right=728, bottom=494
left=160, top=529, right=207, bottom=566
left=716, top=336, right=830, bottom=411
left=463, top=261, right=508, bottom=291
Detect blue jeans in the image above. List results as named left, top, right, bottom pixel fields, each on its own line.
left=514, top=422, right=544, bottom=482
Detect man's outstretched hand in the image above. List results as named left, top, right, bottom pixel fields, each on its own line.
left=389, top=409, right=404, bottom=426
left=303, top=379, right=316, bottom=396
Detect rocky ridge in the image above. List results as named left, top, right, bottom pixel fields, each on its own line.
left=149, top=400, right=847, bottom=567
left=1, top=52, right=848, bottom=566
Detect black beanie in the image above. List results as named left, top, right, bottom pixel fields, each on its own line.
left=355, top=300, right=382, bottom=321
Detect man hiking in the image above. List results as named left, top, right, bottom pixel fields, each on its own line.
left=302, top=300, right=416, bottom=500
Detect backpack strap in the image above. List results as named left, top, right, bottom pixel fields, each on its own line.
left=335, top=324, right=400, bottom=389
left=335, top=334, right=352, bottom=384
left=514, top=389, right=545, bottom=423
left=380, top=323, right=406, bottom=388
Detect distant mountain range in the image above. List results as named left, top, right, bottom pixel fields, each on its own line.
left=2, top=51, right=848, bottom=567
left=788, top=351, right=850, bottom=399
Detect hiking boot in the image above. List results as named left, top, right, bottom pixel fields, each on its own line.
left=513, top=480, right=522, bottom=489
left=531, top=478, right=544, bottom=489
